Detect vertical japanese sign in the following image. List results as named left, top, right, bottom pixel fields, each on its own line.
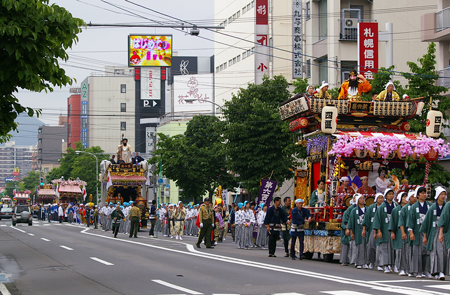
left=255, top=0, right=269, bottom=85
left=141, top=67, right=161, bottom=100
left=358, top=22, right=378, bottom=80
left=292, top=0, right=302, bottom=79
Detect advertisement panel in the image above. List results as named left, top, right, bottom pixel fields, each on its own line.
left=173, top=74, right=214, bottom=113
left=255, top=0, right=269, bottom=85
left=358, top=23, right=378, bottom=80
left=141, top=68, right=161, bottom=100
left=129, top=35, right=172, bottom=67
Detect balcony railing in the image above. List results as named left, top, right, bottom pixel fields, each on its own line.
left=436, top=7, right=450, bottom=32
left=437, top=67, right=450, bottom=88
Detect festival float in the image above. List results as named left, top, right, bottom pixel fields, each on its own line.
left=52, top=178, right=87, bottom=207
left=36, top=184, right=57, bottom=204
left=280, top=89, right=449, bottom=262
left=100, top=159, right=151, bottom=228
left=13, top=191, right=31, bottom=206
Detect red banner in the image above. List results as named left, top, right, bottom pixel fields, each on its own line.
left=256, top=0, right=268, bottom=25
left=358, top=22, right=378, bottom=80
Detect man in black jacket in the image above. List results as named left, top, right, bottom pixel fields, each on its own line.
left=264, top=197, right=290, bottom=257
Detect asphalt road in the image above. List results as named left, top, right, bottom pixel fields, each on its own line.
left=0, top=219, right=449, bottom=295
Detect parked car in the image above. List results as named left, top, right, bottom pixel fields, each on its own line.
left=12, top=205, right=32, bottom=226
left=0, top=207, right=13, bottom=219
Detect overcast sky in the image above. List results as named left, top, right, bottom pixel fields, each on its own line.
left=16, top=0, right=214, bottom=125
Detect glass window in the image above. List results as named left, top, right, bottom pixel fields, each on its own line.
left=237, top=11, right=240, bottom=18
left=121, top=122, right=126, bottom=131
left=237, top=55, right=241, bottom=62
left=318, top=57, right=328, bottom=84
left=223, top=63, right=227, bottom=69
left=220, top=64, right=223, bottom=71
left=243, top=6, right=247, bottom=13
left=233, top=13, right=236, bottom=20
left=306, top=2, right=311, bottom=21
left=44, top=168, right=49, bottom=173
left=251, top=1, right=254, bottom=8
left=243, top=51, right=247, bottom=59
left=229, top=60, right=232, bottom=66
left=247, top=49, right=251, bottom=56
left=229, top=17, right=232, bottom=23
left=120, top=84, right=126, bottom=93
left=247, top=4, right=251, bottom=11
left=38, top=138, right=42, bottom=143
left=38, top=129, right=42, bottom=133
left=224, top=20, right=227, bottom=26
left=121, top=103, right=126, bottom=112
left=233, top=57, right=236, bottom=64
left=216, top=66, right=220, bottom=73
left=306, top=59, right=311, bottom=78
left=318, top=0, right=328, bottom=40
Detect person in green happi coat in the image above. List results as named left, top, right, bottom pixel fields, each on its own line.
left=407, top=186, right=432, bottom=279
left=389, top=192, right=407, bottom=274
left=399, top=190, right=417, bottom=277
left=373, top=188, right=398, bottom=274
left=438, top=190, right=450, bottom=277
left=348, top=193, right=368, bottom=269
left=363, top=193, right=384, bottom=270
left=421, top=186, right=447, bottom=280
left=111, top=204, right=124, bottom=238
left=341, top=195, right=356, bottom=266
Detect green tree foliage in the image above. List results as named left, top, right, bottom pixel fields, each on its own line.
left=151, top=116, right=237, bottom=203
left=222, top=76, right=299, bottom=197
left=21, top=171, right=40, bottom=193
left=0, top=0, right=84, bottom=143
left=292, top=77, right=309, bottom=94
left=46, top=142, right=109, bottom=198
left=401, top=42, right=450, bottom=186
left=4, top=181, right=25, bottom=197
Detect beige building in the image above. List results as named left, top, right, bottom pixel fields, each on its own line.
left=214, top=0, right=437, bottom=102
left=421, top=0, right=450, bottom=91
left=82, top=67, right=136, bottom=155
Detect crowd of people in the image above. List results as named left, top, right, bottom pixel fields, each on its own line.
left=340, top=185, right=450, bottom=281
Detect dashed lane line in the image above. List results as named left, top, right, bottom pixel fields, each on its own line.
left=59, top=245, right=74, bottom=251
left=152, top=280, right=202, bottom=295
left=90, top=257, right=114, bottom=266
left=41, top=238, right=50, bottom=242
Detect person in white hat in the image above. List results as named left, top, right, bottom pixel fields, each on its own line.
left=407, top=186, right=432, bottom=279
left=389, top=192, right=408, bottom=274
left=373, top=188, right=398, bottom=273
left=290, top=199, right=312, bottom=260
left=376, top=81, right=400, bottom=102
left=420, top=187, right=447, bottom=280
left=314, top=81, right=332, bottom=99
left=347, top=193, right=368, bottom=269
left=363, top=192, right=384, bottom=270
left=398, top=190, right=417, bottom=276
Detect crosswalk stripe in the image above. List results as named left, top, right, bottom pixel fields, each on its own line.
left=321, top=291, right=371, bottom=295
left=425, top=285, right=450, bottom=290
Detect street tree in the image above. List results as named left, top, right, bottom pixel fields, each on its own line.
left=46, top=142, right=109, bottom=197
left=21, top=171, right=40, bottom=193
left=222, top=75, right=299, bottom=197
left=151, top=115, right=237, bottom=203
left=0, top=0, right=84, bottom=143
left=401, top=42, right=450, bottom=186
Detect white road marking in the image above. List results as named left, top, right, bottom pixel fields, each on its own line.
left=321, top=291, right=371, bottom=295
left=41, top=238, right=50, bottom=242
left=81, top=229, right=444, bottom=295
left=59, top=245, right=73, bottom=251
left=0, top=225, right=7, bottom=227
left=34, top=225, right=40, bottom=227
left=0, top=283, right=12, bottom=295
left=9, top=226, right=26, bottom=233
left=152, top=280, right=202, bottom=295
left=27, top=233, right=35, bottom=236
left=90, top=257, right=114, bottom=266
left=43, top=224, right=50, bottom=226
left=273, top=293, right=304, bottom=295
left=426, top=285, right=450, bottom=290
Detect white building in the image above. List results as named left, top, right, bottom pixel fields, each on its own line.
left=214, top=0, right=437, bottom=101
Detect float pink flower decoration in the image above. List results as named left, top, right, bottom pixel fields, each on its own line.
left=328, top=133, right=450, bottom=160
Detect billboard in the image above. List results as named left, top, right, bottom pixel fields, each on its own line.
left=129, top=35, right=172, bottom=67
left=358, top=22, right=378, bottom=80
left=173, top=74, right=214, bottom=113
left=141, top=68, right=161, bottom=100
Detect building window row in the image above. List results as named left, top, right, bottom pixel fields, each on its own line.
left=216, top=62, right=228, bottom=73
left=219, top=1, right=254, bottom=28
left=216, top=48, right=254, bottom=73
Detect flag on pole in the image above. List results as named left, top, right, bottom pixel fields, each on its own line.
left=55, top=182, right=60, bottom=199
left=106, top=171, right=113, bottom=190
left=82, top=186, right=87, bottom=200
left=145, top=172, right=152, bottom=186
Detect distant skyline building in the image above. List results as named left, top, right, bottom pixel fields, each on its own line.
left=0, top=142, right=37, bottom=187
left=37, top=117, right=67, bottom=174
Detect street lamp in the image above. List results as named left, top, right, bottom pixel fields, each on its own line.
left=75, top=151, right=98, bottom=204
left=183, top=98, right=224, bottom=115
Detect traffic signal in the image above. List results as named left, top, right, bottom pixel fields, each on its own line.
left=40, top=177, right=44, bottom=186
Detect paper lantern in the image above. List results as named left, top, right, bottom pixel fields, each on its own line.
left=424, top=148, right=438, bottom=162
left=299, top=117, right=309, bottom=128
left=426, top=110, right=443, bottom=138
left=321, top=106, right=337, bottom=134
left=416, top=102, right=425, bottom=116
left=401, top=122, right=411, bottom=132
